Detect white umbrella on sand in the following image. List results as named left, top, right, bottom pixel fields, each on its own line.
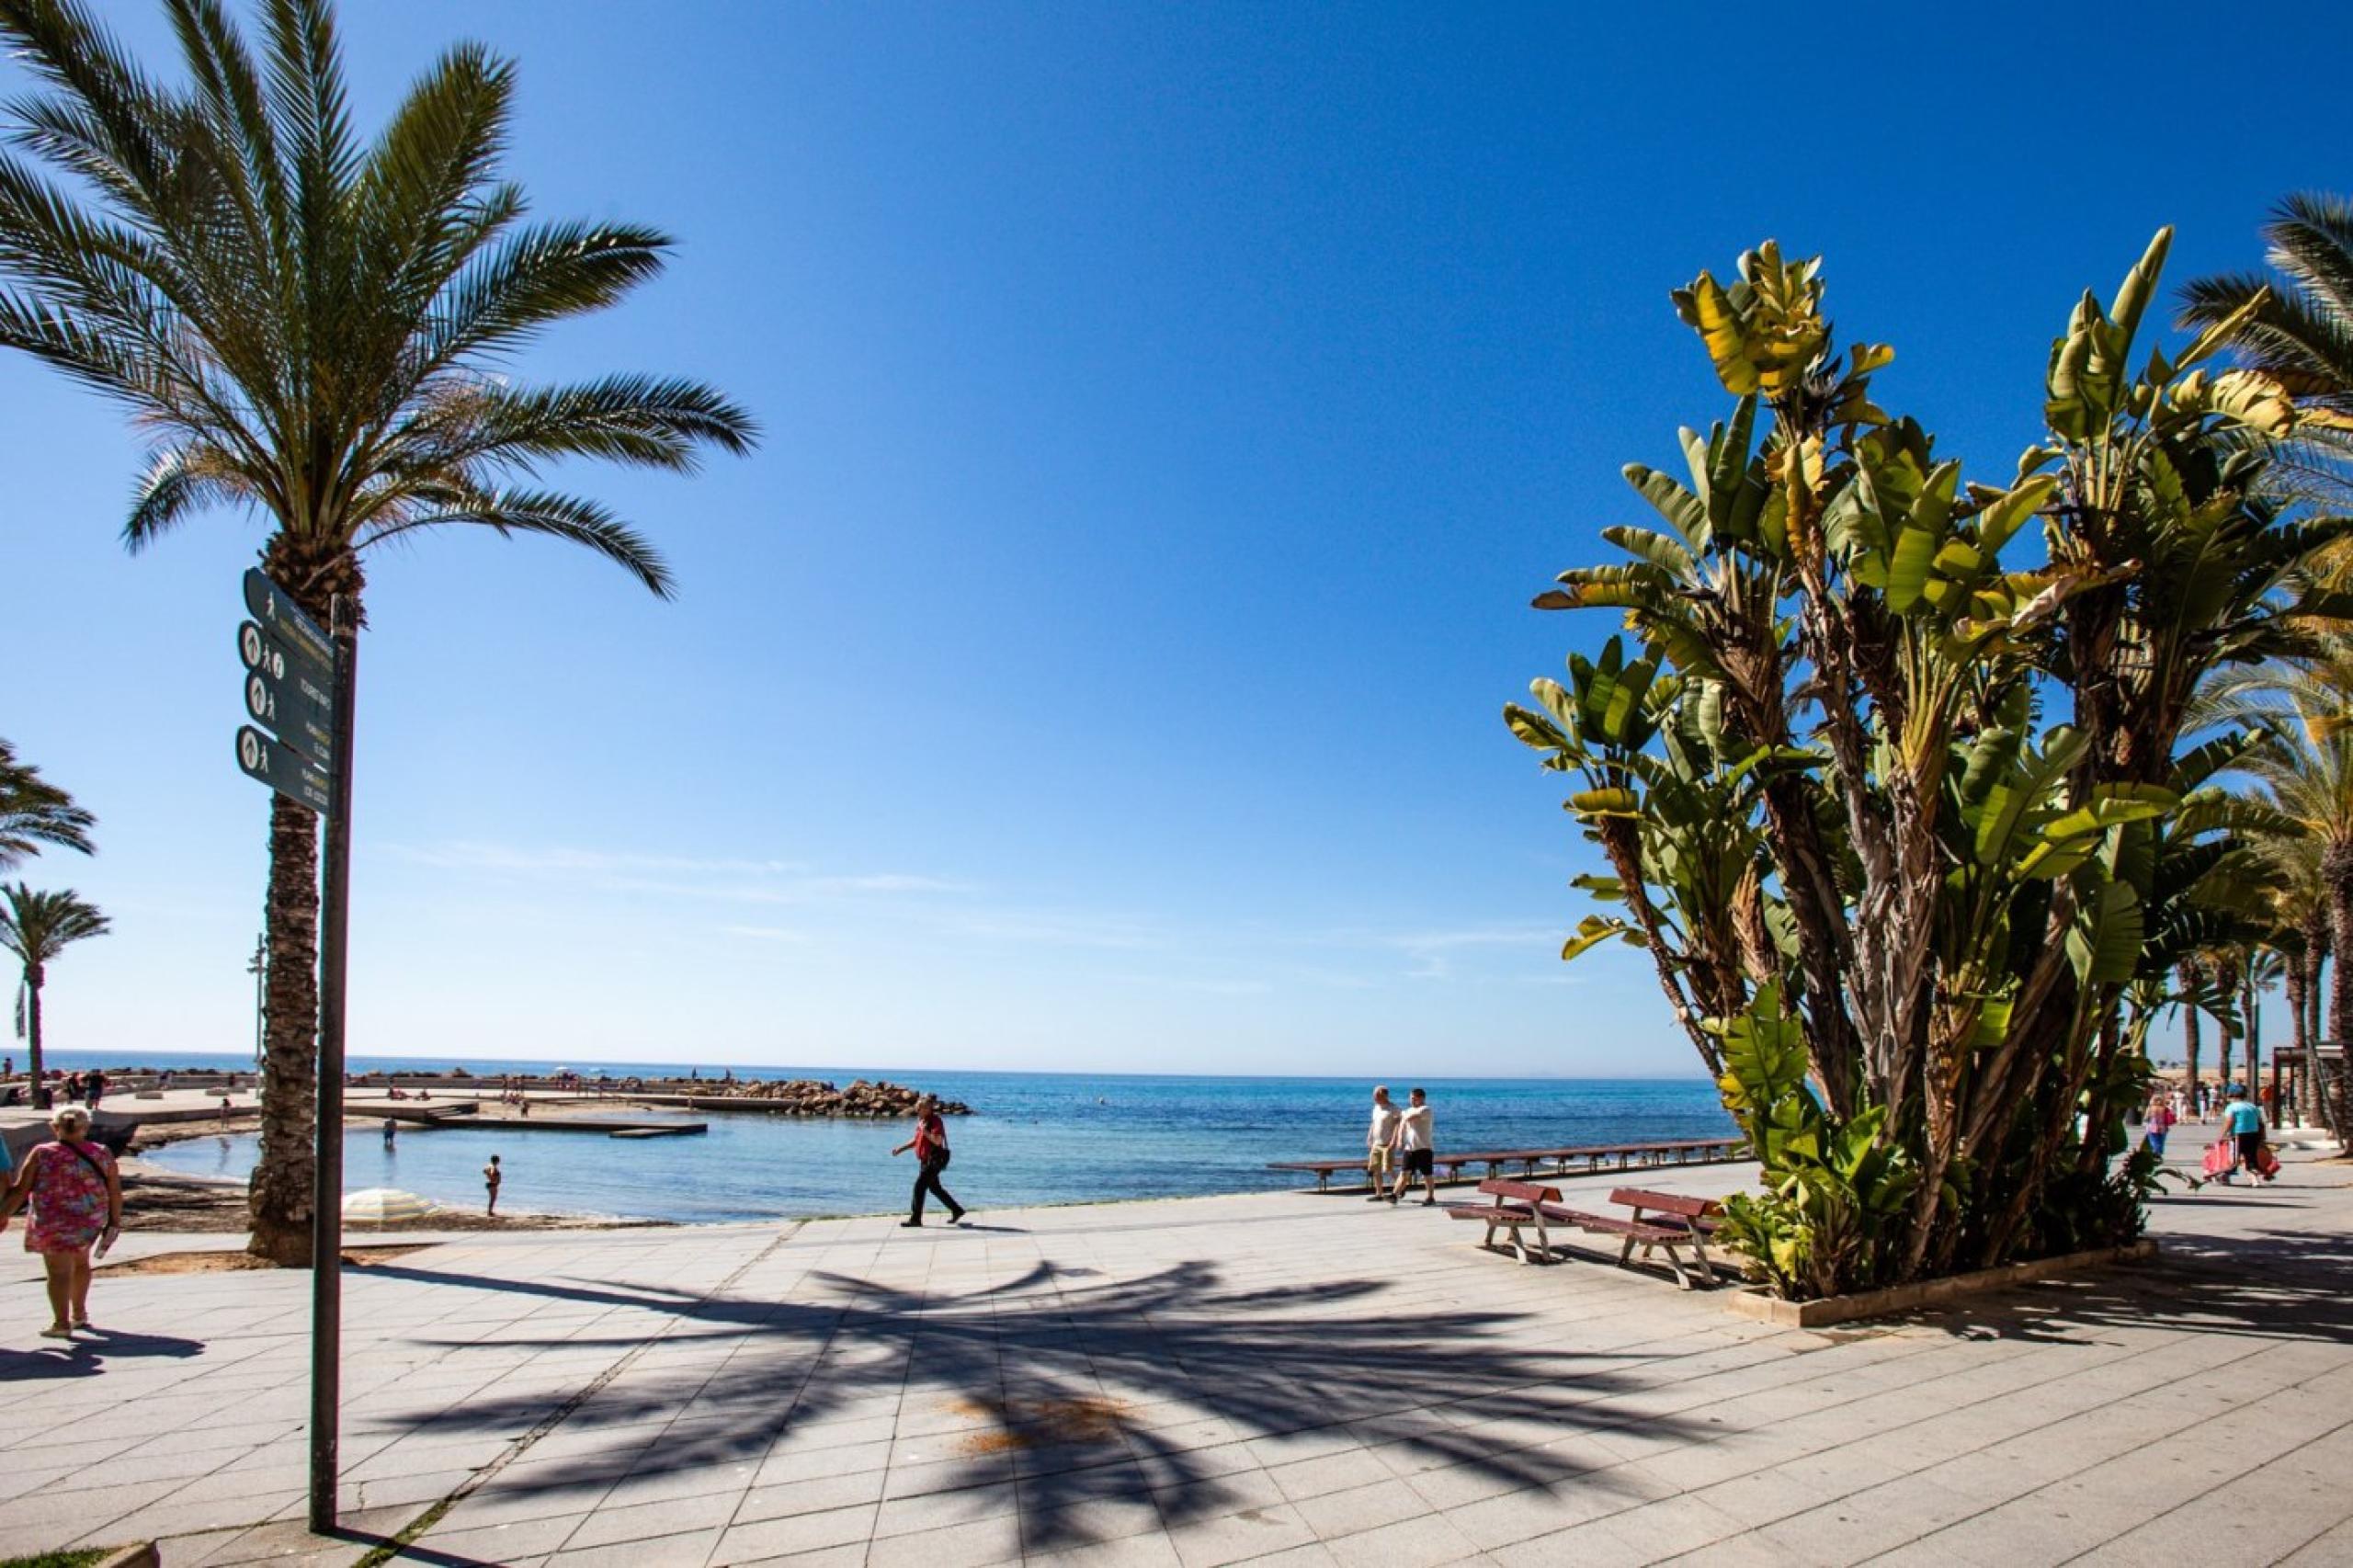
left=343, top=1188, right=438, bottom=1222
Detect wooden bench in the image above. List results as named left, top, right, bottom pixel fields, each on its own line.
left=1611, top=1187, right=1724, bottom=1235
left=1265, top=1159, right=1367, bottom=1193
left=1443, top=1178, right=1558, bottom=1264
left=1534, top=1187, right=1725, bottom=1290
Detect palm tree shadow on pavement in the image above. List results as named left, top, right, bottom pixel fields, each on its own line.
left=362, top=1256, right=1715, bottom=1550
left=1929, top=1219, right=2353, bottom=1348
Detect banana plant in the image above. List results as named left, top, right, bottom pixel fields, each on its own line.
left=1514, top=231, right=2341, bottom=1297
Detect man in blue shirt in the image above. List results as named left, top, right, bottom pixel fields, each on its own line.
left=2222, top=1086, right=2271, bottom=1184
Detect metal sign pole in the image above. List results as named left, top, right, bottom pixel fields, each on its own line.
left=308, top=595, right=358, bottom=1533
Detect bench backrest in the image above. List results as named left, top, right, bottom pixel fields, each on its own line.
left=1610, top=1187, right=1720, bottom=1219
left=1479, top=1178, right=1561, bottom=1205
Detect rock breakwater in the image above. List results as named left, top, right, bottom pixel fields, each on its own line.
left=707, top=1077, right=972, bottom=1118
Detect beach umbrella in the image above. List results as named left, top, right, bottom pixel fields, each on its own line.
left=342, top=1188, right=437, bottom=1222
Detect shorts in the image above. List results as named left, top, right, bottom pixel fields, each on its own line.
left=1403, top=1149, right=1434, bottom=1176
left=1368, top=1149, right=1392, bottom=1173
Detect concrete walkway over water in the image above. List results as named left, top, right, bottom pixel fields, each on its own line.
left=4, top=1153, right=2351, bottom=1567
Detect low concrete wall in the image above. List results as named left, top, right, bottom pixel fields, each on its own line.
left=1724, top=1239, right=2160, bottom=1328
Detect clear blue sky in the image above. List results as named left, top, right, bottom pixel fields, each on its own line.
left=3, top=3, right=2344, bottom=1077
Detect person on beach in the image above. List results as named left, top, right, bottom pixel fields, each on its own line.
left=483, top=1154, right=503, bottom=1215
left=892, top=1095, right=965, bottom=1228
left=2223, top=1086, right=2271, bottom=1184
left=1365, top=1086, right=1400, bottom=1201
left=382, top=1118, right=397, bottom=1150
left=85, top=1068, right=105, bottom=1109
left=1389, top=1087, right=1437, bottom=1206
left=0, top=1107, right=123, bottom=1338
left=2144, top=1094, right=2177, bottom=1161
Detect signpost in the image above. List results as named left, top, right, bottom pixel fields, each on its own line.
left=230, top=569, right=358, bottom=1533
left=239, top=622, right=336, bottom=764
left=233, top=724, right=331, bottom=813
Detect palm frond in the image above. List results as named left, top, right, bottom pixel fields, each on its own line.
left=420, top=220, right=672, bottom=369
left=0, top=741, right=96, bottom=869
left=0, top=881, right=111, bottom=967
left=359, top=484, right=675, bottom=597
left=127, top=439, right=262, bottom=547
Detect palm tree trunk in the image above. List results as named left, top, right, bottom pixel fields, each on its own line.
left=24, top=965, right=43, bottom=1112
left=2327, top=845, right=2353, bottom=1143
left=2289, top=948, right=2320, bottom=1130
left=2308, top=910, right=2337, bottom=1135
left=2180, top=967, right=2202, bottom=1113
left=248, top=793, right=322, bottom=1265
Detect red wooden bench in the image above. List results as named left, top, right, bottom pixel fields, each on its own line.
left=1534, top=1187, right=1725, bottom=1289
left=1610, top=1187, right=1724, bottom=1236
left=1443, top=1178, right=1558, bottom=1264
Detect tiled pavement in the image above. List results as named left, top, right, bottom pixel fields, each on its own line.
left=5, top=1153, right=2352, bottom=1567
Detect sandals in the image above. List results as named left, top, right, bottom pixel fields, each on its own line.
left=39, top=1324, right=71, bottom=1339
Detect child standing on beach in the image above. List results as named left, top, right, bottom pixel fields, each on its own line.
left=483, top=1154, right=502, bottom=1215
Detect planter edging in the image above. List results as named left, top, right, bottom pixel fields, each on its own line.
left=1722, top=1238, right=2160, bottom=1328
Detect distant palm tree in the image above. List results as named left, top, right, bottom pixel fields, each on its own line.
left=0, top=884, right=109, bottom=1110
left=0, top=740, right=94, bottom=869
left=2203, top=667, right=2353, bottom=1126
left=0, top=0, right=756, bottom=1262
left=2177, top=955, right=2207, bottom=1105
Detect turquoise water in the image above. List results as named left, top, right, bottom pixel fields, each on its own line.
left=104, top=1057, right=1733, bottom=1223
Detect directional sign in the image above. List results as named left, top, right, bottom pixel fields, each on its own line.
left=238, top=620, right=335, bottom=763
left=235, top=724, right=331, bottom=814
left=243, top=569, right=335, bottom=676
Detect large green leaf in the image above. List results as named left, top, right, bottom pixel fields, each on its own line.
left=2066, top=878, right=2145, bottom=986
left=1621, top=466, right=1709, bottom=547
left=1885, top=522, right=1942, bottom=614
left=2040, top=783, right=2180, bottom=843
left=1562, top=914, right=1638, bottom=961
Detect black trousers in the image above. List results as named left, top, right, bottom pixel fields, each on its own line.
left=911, top=1150, right=961, bottom=1221
left=2237, top=1131, right=2265, bottom=1173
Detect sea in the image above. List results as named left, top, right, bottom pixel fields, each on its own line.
left=52, top=1051, right=1735, bottom=1224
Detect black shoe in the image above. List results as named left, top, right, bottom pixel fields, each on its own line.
left=900, top=1220, right=923, bottom=1228
left=1364, top=1193, right=1388, bottom=1202
left=1421, top=1198, right=1437, bottom=1207
left=949, top=1210, right=968, bottom=1225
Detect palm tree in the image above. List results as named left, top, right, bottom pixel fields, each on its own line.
left=2181, top=192, right=2353, bottom=513
left=0, top=739, right=94, bottom=869
left=2203, top=669, right=2353, bottom=1129
left=0, top=0, right=756, bottom=1263
left=0, top=884, right=109, bottom=1110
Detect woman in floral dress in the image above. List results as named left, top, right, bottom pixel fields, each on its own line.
left=0, top=1106, right=123, bottom=1338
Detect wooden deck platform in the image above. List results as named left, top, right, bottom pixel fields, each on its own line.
left=1267, top=1137, right=1749, bottom=1192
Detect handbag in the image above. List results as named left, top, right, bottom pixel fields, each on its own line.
left=2201, top=1139, right=2235, bottom=1177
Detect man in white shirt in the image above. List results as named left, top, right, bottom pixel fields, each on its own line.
left=1389, top=1087, right=1436, bottom=1206
left=1366, top=1086, right=1401, bottom=1201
